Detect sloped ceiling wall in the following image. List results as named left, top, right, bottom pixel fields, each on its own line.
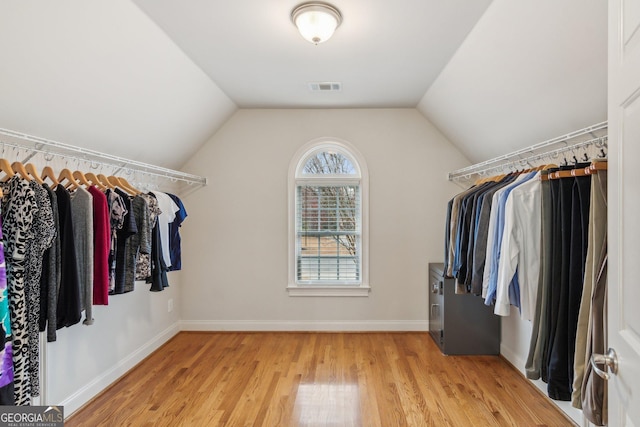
left=417, top=0, right=607, bottom=164
left=0, top=1, right=236, bottom=169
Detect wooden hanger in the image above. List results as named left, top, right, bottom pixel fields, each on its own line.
left=590, top=160, right=608, bottom=171
left=538, top=164, right=561, bottom=181
left=0, top=158, right=15, bottom=182
left=97, top=173, right=115, bottom=189
left=474, top=174, right=503, bottom=186
left=10, top=161, right=31, bottom=181
left=116, top=177, right=140, bottom=195
left=107, top=175, right=121, bottom=188
left=41, top=166, right=59, bottom=186
left=107, top=176, right=136, bottom=196
left=85, top=172, right=106, bottom=190
left=58, top=168, right=79, bottom=190
left=25, top=163, right=44, bottom=184
left=544, top=160, right=607, bottom=181
left=547, top=165, right=595, bottom=180
left=72, top=170, right=92, bottom=188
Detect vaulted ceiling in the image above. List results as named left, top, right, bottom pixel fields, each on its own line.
left=0, top=0, right=607, bottom=169
left=133, top=0, right=492, bottom=109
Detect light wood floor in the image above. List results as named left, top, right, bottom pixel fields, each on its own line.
left=66, top=332, right=575, bottom=426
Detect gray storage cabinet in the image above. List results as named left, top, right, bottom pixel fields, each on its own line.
left=428, top=263, right=501, bottom=355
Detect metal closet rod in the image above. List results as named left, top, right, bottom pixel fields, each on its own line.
left=448, top=121, right=608, bottom=181
left=0, top=127, right=207, bottom=187
left=451, top=135, right=608, bottom=182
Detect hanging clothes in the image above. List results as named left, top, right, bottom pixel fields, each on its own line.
left=39, top=183, right=60, bottom=342
left=112, top=188, right=137, bottom=295
left=148, top=220, right=170, bottom=292
left=55, top=184, right=82, bottom=329
left=69, top=186, right=94, bottom=325
left=469, top=174, right=518, bottom=295
left=494, top=172, right=542, bottom=320
left=546, top=166, right=591, bottom=401
left=483, top=172, right=537, bottom=304
left=88, top=186, right=110, bottom=306
left=135, top=193, right=161, bottom=282
left=105, top=189, right=127, bottom=294
left=24, top=181, right=55, bottom=398
left=166, top=193, right=187, bottom=272
left=582, top=254, right=607, bottom=425
left=0, top=157, right=191, bottom=405
left=0, top=149, right=192, bottom=407
left=151, top=191, right=179, bottom=270
left=525, top=170, right=553, bottom=380
left=2, top=176, right=36, bottom=405
left=578, top=166, right=608, bottom=425
left=444, top=178, right=508, bottom=290
left=0, top=216, right=15, bottom=405
left=445, top=160, right=607, bottom=407
left=452, top=180, right=493, bottom=290
left=122, top=195, right=150, bottom=293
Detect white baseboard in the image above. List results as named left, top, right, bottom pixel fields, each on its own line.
left=500, top=343, right=584, bottom=425
left=500, top=343, right=525, bottom=371
left=179, top=319, right=428, bottom=332
left=62, top=322, right=180, bottom=416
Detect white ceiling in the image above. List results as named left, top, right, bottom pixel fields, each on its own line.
left=0, top=1, right=608, bottom=169
left=132, top=0, right=493, bottom=108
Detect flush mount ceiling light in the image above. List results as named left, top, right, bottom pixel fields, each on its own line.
left=291, top=2, right=342, bottom=45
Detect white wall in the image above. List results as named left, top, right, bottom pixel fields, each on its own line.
left=44, top=275, right=181, bottom=415
left=179, top=108, right=469, bottom=330
left=500, top=308, right=584, bottom=424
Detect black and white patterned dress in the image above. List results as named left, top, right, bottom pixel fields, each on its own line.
left=24, top=181, right=55, bottom=398
left=135, top=193, right=161, bottom=281
left=124, top=195, right=149, bottom=292
left=105, top=189, right=127, bottom=294
left=39, top=184, right=60, bottom=343
left=1, top=177, right=36, bottom=405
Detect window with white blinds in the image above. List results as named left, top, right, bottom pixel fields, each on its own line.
left=296, top=184, right=361, bottom=283
left=288, top=140, right=369, bottom=296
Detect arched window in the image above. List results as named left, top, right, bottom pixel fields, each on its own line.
left=288, top=139, right=369, bottom=296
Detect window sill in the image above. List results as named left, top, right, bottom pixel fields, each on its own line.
left=286, top=285, right=371, bottom=297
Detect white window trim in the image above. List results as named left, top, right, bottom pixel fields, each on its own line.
left=287, top=138, right=370, bottom=297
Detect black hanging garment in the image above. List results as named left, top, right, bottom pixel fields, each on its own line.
left=55, top=185, right=82, bottom=329
left=113, top=188, right=137, bottom=295
left=546, top=167, right=591, bottom=401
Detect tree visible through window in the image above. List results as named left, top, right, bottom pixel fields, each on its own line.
left=296, top=148, right=362, bottom=284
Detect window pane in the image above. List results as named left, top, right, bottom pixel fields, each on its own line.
left=301, top=151, right=357, bottom=175
left=297, top=184, right=360, bottom=283
left=297, top=235, right=360, bottom=281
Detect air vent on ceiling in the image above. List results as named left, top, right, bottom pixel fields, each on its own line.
left=308, top=82, right=342, bottom=92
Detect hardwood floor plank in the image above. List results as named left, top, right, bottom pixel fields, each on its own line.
left=65, top=332, right=576, bottom=427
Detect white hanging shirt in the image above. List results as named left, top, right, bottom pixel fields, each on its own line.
left=152, top=191, right=179, bottom=269
left=494, top=173, right=542, bottom=319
